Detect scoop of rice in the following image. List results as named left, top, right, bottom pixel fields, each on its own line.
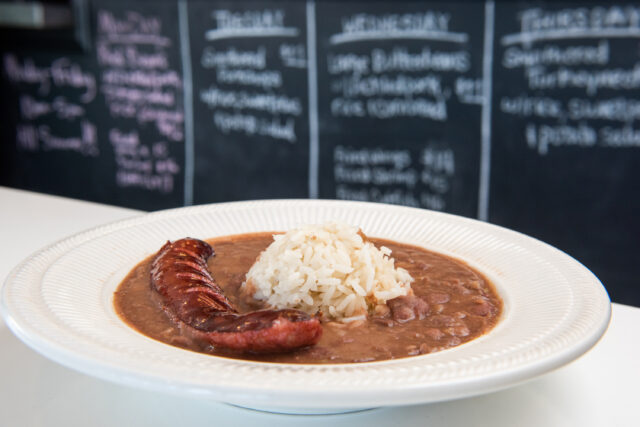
left=244, top=222, right=413, bottom=320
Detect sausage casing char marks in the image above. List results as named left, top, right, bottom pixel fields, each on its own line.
left=150, top=238, right=322, bottom=353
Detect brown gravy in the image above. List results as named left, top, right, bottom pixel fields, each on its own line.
left=114, top=233, right=502, bottom=363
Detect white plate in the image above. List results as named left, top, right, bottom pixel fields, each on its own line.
left=0, top=200, right=610, bottom=414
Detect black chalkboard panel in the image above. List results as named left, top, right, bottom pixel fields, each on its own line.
left=0, top=51, right=101, bottom=201
left=188, top=0, right=310, bottom=203
left=489, top=2, right=640, bottom=305
left=315, top=1, right=487, bottom=217
left=91, top=0, right=186, bottom=209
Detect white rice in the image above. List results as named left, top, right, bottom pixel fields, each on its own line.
left=244, top=222, right=413, bottom=320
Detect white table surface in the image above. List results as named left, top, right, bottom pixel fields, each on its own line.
left=0, top=186, right=638, bottom=427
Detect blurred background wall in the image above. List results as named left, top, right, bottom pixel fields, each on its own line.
left=1, top=0, right=639, bottom=307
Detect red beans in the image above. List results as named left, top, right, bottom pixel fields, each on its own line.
left=388, top=295, right=430, bottom=323
left=427, top=292, right=451, bottom=304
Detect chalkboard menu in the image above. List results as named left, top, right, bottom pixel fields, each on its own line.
left=0, top=51, right=100, bottom=200
left=490, top=3, right=640, bottom=305
left=93, top=1, right=185, bottom=209
left=187, top=1, right=310, bottom=203
left=315, top=2, right=486, bottom=216
left=1, top=0, right=639, bottom=306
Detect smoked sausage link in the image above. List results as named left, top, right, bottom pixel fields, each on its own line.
left=150, top=238, right=322, bottom=353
